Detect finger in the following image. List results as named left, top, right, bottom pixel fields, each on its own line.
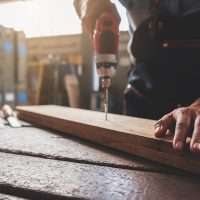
left=173, top=110, right=192, bottom=151
left=154, top=113, right=174, bottom=137
left=166, top=128, right=175, bottom=135
left=190, top=116, right=200, bottom=153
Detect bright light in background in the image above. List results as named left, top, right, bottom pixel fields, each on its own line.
left=111, top=0, right=129, bottom=31
left=0, top=0, right=82, bottom=37
left=0, top=0, right=128, bottom=38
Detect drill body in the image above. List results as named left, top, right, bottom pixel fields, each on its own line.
left=93, top=12, right=119, bottom=89
left=93, top=12, right=119, bottom=119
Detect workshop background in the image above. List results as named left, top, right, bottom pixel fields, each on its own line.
left=0, top=0, right=131, bottom=114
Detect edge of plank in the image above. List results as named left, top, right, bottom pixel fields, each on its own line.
left=16, top=105, right=200, bottom=175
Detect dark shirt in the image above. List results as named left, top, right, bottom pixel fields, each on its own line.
left=119, top=0, right=200, bottom=17
left=119, top=0, right=200, bottom=106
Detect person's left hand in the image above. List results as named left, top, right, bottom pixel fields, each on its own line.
left=154, top=105, right=200, bottom=153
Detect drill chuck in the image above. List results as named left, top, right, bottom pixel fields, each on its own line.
left=95, top=54, right=117, bottom=82
left=101, top=77, right=111, bottom=89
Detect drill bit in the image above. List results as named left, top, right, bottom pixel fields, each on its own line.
left=104, top=88, right=108, bottom=121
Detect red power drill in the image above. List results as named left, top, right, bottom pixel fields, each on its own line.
left=93, top=12, right=119, bottom=120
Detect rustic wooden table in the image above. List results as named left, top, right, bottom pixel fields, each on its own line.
left=0, top=124, right=200, bottom=200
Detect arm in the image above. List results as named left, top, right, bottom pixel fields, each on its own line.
left=74, top=0, right=120, bottom=36
left=154, top=98, right=200, bottom=153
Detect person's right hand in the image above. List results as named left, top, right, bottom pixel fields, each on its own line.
left=75, top=0, right=120, bottom=37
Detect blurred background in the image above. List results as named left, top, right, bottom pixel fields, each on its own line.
left=0, top=0, right=131, bottom=114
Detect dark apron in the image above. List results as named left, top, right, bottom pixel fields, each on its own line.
left=124, top=12, right=200, bottom=119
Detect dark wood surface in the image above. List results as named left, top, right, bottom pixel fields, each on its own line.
left=17, top=105, right=200, bottom=175
left=0, top=125, right=200, bottom=199
left=0, top=152, right=200, bottom=200
left=0, top=126, right=179, bottom=173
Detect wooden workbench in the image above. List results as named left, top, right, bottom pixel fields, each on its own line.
left=0, top=124, right=200, bottom=199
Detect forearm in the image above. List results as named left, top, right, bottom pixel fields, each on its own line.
left=74, top=0, right=111, bottom=18
left=74, top=0, right=89, bottom=18
left=74, top=0, right=120, bottom=35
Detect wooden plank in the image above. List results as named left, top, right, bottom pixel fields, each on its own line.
left=0, top=126, right=177, bottom=174
left=0, top=152, right=200, bottom=200
left=17, top=105, right=200, bottom=175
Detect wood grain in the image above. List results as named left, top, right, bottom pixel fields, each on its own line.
left=16, top=105, right=200, bottom=174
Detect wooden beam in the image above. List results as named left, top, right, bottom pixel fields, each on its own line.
left=16, top=105, right=200, bottom=174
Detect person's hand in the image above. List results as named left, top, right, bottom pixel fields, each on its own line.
left=74, top=0, right=120, bottom=37
left=154, top=103, right=200, bottom=153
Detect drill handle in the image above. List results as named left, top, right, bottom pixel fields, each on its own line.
left=93, top=12, right=119, bottom=55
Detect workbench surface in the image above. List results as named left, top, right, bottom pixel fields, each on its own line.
left=0, top=124, right=200, bottom=200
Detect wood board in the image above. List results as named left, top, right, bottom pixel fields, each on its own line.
left=16, top=105, right=200, bottom=175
